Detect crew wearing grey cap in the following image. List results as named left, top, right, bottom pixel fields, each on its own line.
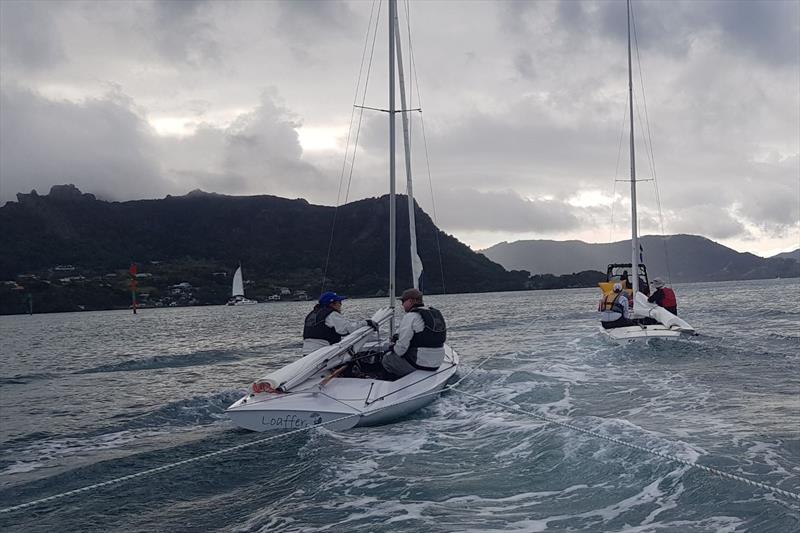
left=380, top=288, right=447, bottom=378
left=647, top=278, right=678, bottom=315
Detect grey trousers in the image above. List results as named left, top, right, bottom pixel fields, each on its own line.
left=381, top=351, right=417, bottom=378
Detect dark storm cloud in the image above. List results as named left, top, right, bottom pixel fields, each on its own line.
left=560, top=0, right=800, bottom=67
left=0, top=85, right=166, bottom=201
left=159, top=90, right=326, bottom=197
left=0, top=1, right=66, bottom=70
left=0, top=0, right=795, bottom=253
left=497, top=1, right=538, bottom=36
left=669, top=205, right=748, bottom=241
left=513, top=50, right=536, bottom=80
left=435, top=188, right=584, bottom=233
left=220, top=91, right=325, bottom=193
left=593, top=0, right=694, bottom=56
left=269, top=0, right=362, bottom=64
left=276, top=0, right=358, bottom=42
left=146, top=0, right=221, bottom=65
left=733, top=156, right=800, bottom=233
left=0, top=86, right=323, bottom=203
left=711, top=0, right=800, bottom=66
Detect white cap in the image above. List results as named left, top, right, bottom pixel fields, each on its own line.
left=613, top=283, right=622, bottom=292
left=652, top=278, right=665, bottom=288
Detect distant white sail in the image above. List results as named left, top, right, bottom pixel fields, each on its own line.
left=232, top=266, right=244, bottom=297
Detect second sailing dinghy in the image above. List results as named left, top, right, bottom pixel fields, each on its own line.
left=227, top=0, right=459, bottom=432
left=597, top=1, right=695, bottom=342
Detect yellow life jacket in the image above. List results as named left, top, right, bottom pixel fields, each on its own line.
left=600, top=292, right=625, bottom=314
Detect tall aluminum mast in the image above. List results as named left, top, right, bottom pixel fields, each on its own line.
left=388, top=0, right=397, bottom=334
left=627, top=0, right=639, bottom=296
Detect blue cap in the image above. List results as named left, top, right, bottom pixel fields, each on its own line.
left=319, top=291, right=346, bottom=306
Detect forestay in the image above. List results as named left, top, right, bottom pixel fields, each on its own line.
left=252, top=308, right=393, bottom=392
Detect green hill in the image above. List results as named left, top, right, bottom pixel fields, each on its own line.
left=0, top=185, right=529, bottom=313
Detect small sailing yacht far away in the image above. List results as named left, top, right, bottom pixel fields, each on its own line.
left=227, top=264, right=257, bottom=306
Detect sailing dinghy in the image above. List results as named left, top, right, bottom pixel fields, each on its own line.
left=597, top=1, right=695, bottom=342
left=227, top=0, right=459, bottom=432
left=227, top=265, right=257, bottom=306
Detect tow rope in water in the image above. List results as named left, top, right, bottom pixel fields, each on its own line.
left=2, top=361, right=798, bottom=514
left=447, top=387, right=800, bottom=502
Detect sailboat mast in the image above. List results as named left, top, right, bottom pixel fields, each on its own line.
left=393, top=0, right=421, bottom=290
left=627, top=0, right=639, bottom=296
left=389, top=0, right=397, bottom=334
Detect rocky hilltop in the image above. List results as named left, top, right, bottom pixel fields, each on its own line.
left=0, top=185, right=530, bottom=313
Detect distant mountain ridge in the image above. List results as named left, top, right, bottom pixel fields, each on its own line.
left=480, top=235, right=799, bottom=282
left=0, top=185, right=528, bottom=295
left=772, top=249, right=800, bottom=262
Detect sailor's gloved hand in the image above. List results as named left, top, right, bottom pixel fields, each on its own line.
left=390, top=333, right=399, bottom=343
left=366, top=319, right=379, bottom=332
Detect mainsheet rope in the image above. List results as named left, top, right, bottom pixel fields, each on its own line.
left=3, top=356, right=798, bottom=514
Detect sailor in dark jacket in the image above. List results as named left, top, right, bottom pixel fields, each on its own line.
left=380, top=288, right=446, bottom=378
left=302, top=291, right=376, bottom=355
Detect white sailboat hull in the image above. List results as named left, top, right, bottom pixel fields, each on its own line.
left=601, top=292, right=695, bottom=343
left=226, top=344, right=459, bottom=432
left=601, top=323, right=688, bottom=343
left=226, top=297, right=258, bottom=306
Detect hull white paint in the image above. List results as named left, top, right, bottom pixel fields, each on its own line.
left=227, top=297, right=258, bottom=306
left=601, top=324, right=691, bottom=343
left=227, top=345, right=459, bottom=433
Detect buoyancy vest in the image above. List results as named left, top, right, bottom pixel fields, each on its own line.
left=406, top=306, right=447, bottom=370
left=302, top=306, right=341, bottom=345
left=601, top=292, right=625, bottom=315
left=659, top=287, right=677, bottom=309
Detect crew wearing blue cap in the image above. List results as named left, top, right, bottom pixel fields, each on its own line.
left=302, top=291, right=377, bottom=355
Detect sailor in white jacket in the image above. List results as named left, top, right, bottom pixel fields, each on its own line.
left=381, top=288, right=446, bottom=378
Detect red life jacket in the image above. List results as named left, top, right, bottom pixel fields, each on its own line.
left=660, top=287, right=677, bottom=308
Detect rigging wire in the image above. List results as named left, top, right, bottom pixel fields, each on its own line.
left=321, top=0, right=382, bottom=293
left=610, top=90, right=629, bottom=243
left=405, top=1, right=447, bottom=294
left=342, top=10, right=382, bottom=207
left=630, top=4, right=673, bottom=284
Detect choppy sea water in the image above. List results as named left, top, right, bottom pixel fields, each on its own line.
left=1, top=278, right=798, bottom=532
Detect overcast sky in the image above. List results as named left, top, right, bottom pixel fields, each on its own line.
left=1, top=0, right=798, bottom=256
